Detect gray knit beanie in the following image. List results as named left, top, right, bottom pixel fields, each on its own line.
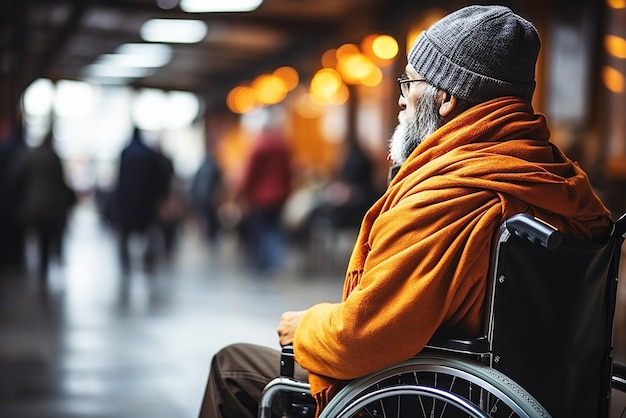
left=408, top=5, right=540, bottom=103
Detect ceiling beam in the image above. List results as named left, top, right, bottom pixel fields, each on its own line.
left=34, top=1, right=92, bottom=78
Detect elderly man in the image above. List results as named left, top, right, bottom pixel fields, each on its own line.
left=198, top=5, right=612, bottom=417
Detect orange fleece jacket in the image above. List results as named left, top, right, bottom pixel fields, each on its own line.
left=292, top=97, right=612, bottom=412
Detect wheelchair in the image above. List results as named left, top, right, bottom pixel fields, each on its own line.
left=259, top=212, right=626, bottom=418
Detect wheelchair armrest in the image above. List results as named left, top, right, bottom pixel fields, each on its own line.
left=276, top=344, right=314, bottom=415
left=425, top=336, right=490, bottom=355
left=280, top=344, right=295, bottom=377
left=279, top=344, right=297, bottom=411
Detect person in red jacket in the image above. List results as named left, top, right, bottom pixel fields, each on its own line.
left=238, top=125, right=292, bottom=274
left=198, top=5, right=613, bottom=418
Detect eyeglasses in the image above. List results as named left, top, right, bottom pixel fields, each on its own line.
left=397, top=77, right=429, bottom=98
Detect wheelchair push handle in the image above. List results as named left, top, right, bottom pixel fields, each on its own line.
left=505, top=213, right=562, bottom=250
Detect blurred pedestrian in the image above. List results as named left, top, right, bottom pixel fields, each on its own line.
left=13, top=130, right=76, bottom=279
left=237, top=125, right=292, bottom=274
left=0, top=121, right=27, bottom=272
left=190, top=143, right=223, bottom=246
left=155, top=143, right=183, bottom=259
left=108, top=127, right=172, bottom=271
left=312, top=136, right=378, bottom=230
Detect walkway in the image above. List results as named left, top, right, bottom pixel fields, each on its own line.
left=0, top=198, right=344, bottom=418
left=1, top=197, right=625, bottom=417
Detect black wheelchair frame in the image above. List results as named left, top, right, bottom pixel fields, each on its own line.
left=259, top=212, right=626, bottom=418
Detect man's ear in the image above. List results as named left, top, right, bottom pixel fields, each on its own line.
left=439, top=93, right=457, bottom=118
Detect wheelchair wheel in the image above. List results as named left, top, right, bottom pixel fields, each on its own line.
left=319, top=354, right=550, bottom=418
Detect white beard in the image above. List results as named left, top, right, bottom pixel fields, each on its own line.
left=389, top=111, right=411, bottom=166
left=388, top=84, right=443, bottom=166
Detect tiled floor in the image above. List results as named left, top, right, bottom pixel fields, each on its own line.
left=0, top=198, right=345, bottom=418
left=1, top=198, right=625, bottom=417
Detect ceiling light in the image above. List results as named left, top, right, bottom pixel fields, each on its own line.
left=157, top=0, right=179, bottom=10
left=141, top=19, right=208, bottom=43
left=23, top=79, right=55, bottom=116
left=83, top=43, right=171, bottom=83
left=85, top=64, right=155, bottom=79
left=97, top=46, right=172, bottom=69
left=181, top=0, right=263, bottom=13
left=605, top=35, right=626, bottom=59
left=602, top=66, right=625, bottom=93
left=115, top=43, right=173, bottom=67
left=97, top=53, right=165, bottom=69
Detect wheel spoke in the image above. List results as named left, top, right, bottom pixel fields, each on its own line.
left=319, top=355, right=549, bottom=418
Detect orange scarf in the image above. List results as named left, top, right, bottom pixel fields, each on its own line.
left=293, top=97, right=611, bottom=414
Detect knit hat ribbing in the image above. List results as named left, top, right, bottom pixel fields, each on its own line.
left=408, top=5, right=540, bottom=103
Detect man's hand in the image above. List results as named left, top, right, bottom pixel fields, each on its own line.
left=277, top=309, right=307, bottom=346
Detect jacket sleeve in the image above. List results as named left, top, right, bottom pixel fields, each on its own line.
left=293, top=188, right=501, bottom=380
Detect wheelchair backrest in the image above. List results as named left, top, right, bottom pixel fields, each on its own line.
left=485, top=213, right=626, bottom=418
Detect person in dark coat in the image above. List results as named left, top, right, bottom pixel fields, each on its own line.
left=313, top=137, right=378, bottom=230
left=109, top=127, right=172, bottom=271
left=190, top=149, right=223, bottom=246
left=0, top=123, right=27, bottom=271
left=13, top=130, right=76, bottom=279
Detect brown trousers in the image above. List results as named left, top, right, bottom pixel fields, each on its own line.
left=197, top=343, right=310, bottom=418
